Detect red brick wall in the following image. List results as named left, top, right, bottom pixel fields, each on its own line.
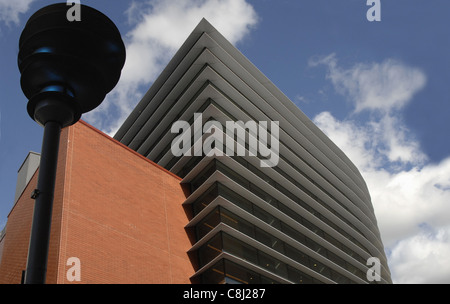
left=0, top=171, right=37, bottom=283
left=0, top=121, right=193, bottom=284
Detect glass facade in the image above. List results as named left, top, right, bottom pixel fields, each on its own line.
left=185, top=159, right=376, bottom=284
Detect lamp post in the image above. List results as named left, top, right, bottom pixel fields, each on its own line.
left=17, top=3, right=126, bottom=284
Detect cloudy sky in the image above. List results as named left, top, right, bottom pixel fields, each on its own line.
left=1, top=0, right=449, bottom=284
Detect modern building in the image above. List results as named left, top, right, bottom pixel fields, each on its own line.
left=0, top=19, right=391, bottom=284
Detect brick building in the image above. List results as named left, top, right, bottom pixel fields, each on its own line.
left=0, top=121, right=194, bottom=283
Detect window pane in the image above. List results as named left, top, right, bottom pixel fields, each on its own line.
left=201, top=259, right=225, bottom=284
left=284, top=244, right=310, bottom=268
left=191, top=160, right=217, bottom=192
left=258, top=251, right=287, bottom=278
left=198, top=233, right=223, bottom=267
left=196, top=208, right=221, bottom=239
left=192, top=183, right=218, bottom=215
left=287, top=265, right=313, bottom=284
left=223, top=234, right=258, bottom=265
left=224, top=260, right=261, bottom=284
left=220, top=208, right=254, bottom=238
left=255, top=227, right=284, bottom=254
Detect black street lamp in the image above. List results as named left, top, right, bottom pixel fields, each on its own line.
left=17, top=3, right=126, bottom=284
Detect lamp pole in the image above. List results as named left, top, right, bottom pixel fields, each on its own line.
left=24, top=121, right=61, bottom=283
left=18, top=3, right=125, bottom=284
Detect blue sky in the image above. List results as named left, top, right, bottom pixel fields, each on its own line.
left=1, top=0, right=450, bottom=283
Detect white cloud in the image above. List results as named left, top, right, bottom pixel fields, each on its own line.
left=368, top=159, right=450, bottom=248
left=309, top=53, right=427, bottom=113
left=388, top=225, right=450, bottom=284
left=85, top=0, right=258, bottom=135
left=313, top=111, right=427, bottom=172
left=314, top=112, right=450, bottom=250
left=312, top=54, right=450, bottom=283
left=0, top=0, right=35, bottom=26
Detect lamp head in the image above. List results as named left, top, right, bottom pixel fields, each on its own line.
left=18, top=3, right=126, bottom=127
